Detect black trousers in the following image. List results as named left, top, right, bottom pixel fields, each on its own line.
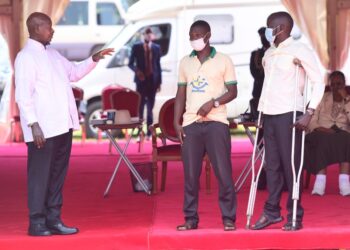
left=263, top=112, right=304, bottom=222
left=181, top=121, right=237, bottom=224
left=26, top=130, right=73, bottom=225
left=137, top=74, right=157, bottom=136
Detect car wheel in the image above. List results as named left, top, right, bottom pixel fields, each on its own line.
left=85, top=101, right=102, bottom=138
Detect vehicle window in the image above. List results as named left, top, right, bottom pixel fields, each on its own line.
left=108, top=23, right=171, bottom=68
left=57, top=2, right=88, bottom=25
left=121, top=0, right=139, bottom=12
left=97, top=3, right=123, bottom=25
left=194, top=14, right=234, bottom=44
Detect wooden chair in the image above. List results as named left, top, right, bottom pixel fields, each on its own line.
left=102, top=84, right=123, bottom=111
left=109, top=88, right=144, bottom=152
left=149, top=98, right=211, bottom=194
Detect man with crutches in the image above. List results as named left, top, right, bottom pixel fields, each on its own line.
left=251, top=11, right=325, bottom=231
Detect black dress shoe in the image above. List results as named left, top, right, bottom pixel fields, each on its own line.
left=252, top=214, right=283, bottom=230
left=223, top=220, right=236, bottom=231
left=28, top=223, right=52, bottom=236
left=47, top=222, right=79, bottom=235
left=176, top=221, right=198, bottom=231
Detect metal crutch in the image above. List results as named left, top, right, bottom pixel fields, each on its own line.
left=290, top=61, right=308, bottom=230
left=245, top=112, right=266, bottom=229
left=235, top=138, right=264, bottom=192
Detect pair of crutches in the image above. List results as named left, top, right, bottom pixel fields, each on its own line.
left=246, top=61, right=308, bottom=230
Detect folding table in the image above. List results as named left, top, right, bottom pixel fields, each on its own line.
left=92, top=121, right=151, bottom=196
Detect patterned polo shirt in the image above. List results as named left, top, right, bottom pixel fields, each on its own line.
left=177, top=47, right=237, bottom=126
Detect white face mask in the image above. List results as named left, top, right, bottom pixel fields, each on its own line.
left=265, top=25, right=282, bottom=44
left=190, top=33, right=208, bottom=51
left=265, top=28, right=275, bottom=43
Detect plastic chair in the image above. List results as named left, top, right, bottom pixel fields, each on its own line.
left=149, top=98, right=211, bottom=194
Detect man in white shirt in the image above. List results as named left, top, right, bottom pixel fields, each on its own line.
left=15, top=12, right=113, bottom=236
left=252, top=12, right=324, bottom=231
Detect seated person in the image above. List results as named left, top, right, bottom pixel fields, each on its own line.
left=304, top=71, right=350, bottom=196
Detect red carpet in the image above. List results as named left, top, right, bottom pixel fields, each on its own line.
left=0, top=139, right=350, bottom=249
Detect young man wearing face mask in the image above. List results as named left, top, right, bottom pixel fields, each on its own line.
left=252, top=12, right=325, bottom=231
left=128, top=27, right=162, bottom=139
left=174, top=20, right=238, bottom=231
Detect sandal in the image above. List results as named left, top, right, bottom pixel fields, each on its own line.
left=252, top=214, right=283, bottom=230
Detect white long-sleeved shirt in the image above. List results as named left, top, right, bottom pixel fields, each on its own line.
left=258, top=37, right=325, bottom=115
left=15, top=39, right=97, bottom=142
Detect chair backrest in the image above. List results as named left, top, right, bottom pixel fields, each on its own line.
left=101, top=84, right=123, bottom=110
left=109, top=88, right=141, bottom=117
left=158, top=98, right=184, bottom=142
left=72, top=86, right=84, bottom=109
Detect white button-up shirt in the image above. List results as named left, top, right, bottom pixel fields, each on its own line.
left=15, top=39, right=97, bottom=142
left=258, top=37, right=325, bottom=115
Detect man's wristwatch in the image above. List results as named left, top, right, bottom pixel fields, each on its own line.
left=306, top=108, right=315, bottom=116
left=213, top=99, right=220, bottom=108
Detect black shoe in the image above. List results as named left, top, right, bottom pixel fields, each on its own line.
left=223, top=220, right=236, bottom=231
left=28, top=223, right=52, bottom=236
left=47, top=222, right=79, bottom=235
left=282, top=221, right=303, bottom=231
left=176, top=221, right=198, bottom=231
left=252, top=214, right=283, bottom=230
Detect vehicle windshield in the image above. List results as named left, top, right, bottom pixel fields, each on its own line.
left=107, top=23, right=171, bottom=68
left=121, top=0, right=139, bottom=12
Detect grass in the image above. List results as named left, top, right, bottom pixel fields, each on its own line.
left=73, top=124, right=251, bottom=141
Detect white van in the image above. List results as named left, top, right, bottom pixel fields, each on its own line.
left=50, top=0, right=137, bottom=61
left=74, top=0, right=303, bottom=138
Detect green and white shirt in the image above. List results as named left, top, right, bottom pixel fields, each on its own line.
left=177, top=47, right=237, bottom=126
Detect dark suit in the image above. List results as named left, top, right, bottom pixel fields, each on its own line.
left=128, top=42, right=162, bottom=135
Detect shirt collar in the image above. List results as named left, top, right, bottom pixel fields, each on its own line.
left=271, top=36, right=293, bottom=49
left=190, top=46, right=217, bottom=58
left=27, top=38, right=46, bottom=51
left=144, top=41, right=152, bottom=48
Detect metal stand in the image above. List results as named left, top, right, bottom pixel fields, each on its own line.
left=103, top=128, right=151, bottom=196
left=235, top=123, right=264, bottom=193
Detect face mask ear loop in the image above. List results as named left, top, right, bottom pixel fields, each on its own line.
left=274, top=25, right=284, bottom=38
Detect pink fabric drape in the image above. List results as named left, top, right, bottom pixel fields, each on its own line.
left=22, top=0, right=70, bottom=46
left=282, top=0, right=350, bottom=70
left=282, top=0, right=328, bottom=68
left=337, top=8, right=350, bottom=70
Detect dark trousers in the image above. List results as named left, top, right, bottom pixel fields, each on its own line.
left=137, top=74, right=157, bottom=136
left=26, top=130, right=73, bottom=225
left=263, top=112, right=304, bottom=222
left=181, top=121, right=237, bottom=224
